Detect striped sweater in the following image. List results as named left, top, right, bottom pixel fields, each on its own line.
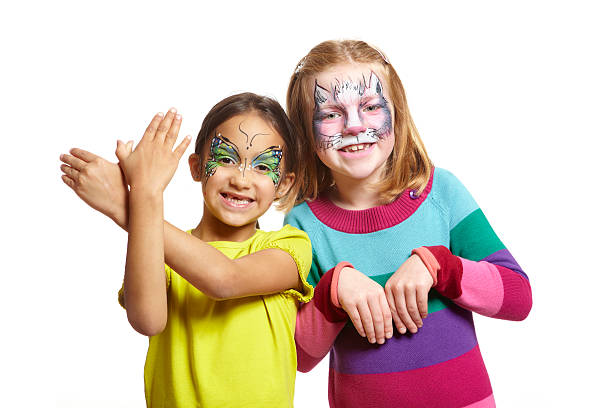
left=285, top=167, right=532, bottom=408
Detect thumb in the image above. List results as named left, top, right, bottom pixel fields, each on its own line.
left=115, top=139, right=128, bottom=162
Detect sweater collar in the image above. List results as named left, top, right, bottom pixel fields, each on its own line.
left=306, top=167, right=434, bottom=233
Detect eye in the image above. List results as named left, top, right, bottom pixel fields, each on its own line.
left=220, top=157, right=235, bottom=165
left=254, top=164, right=270, bottom=172
left=363, top=105, right=380, bottom=112
left=324, top=112, right=341, bottom=120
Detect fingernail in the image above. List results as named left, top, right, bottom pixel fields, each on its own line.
left=386, top=331, right=393, bottom=338
left=186, top=135, right=192, bottom=140
left=157, top=112, right=164, bottom=117
left=369, top=337, right=375, bottom=343
left=378, top=339, right=385, bottom=345
left=399, top=327, right=406, bottom=334
left=170, top=107, right=177, bottom=113
left=176, top=114, right=182, bottom=120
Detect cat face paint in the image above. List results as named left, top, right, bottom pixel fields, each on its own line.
left=313, top=71, right=392, bottom=151
left=204, top=132, right=283, bottom=187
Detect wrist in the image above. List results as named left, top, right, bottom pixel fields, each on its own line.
left=331, top=261, right=354, bottom=308
left=411, top=247, right=440, bottom=286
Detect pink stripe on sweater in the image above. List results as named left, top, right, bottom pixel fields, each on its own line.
left=295, top=302, right=346, bottom=372
left=465, top=394, right=496, bottom=407
left=455, top=258, right=505, bottom=316
left=493, top=265, right=532, bottom=321
left=329, top=345, right=492, bottom=408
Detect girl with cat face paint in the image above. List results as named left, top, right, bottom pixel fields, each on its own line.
left=285, top=40, right=532, bottom=407
left=60, top=93, right=316, bottom=407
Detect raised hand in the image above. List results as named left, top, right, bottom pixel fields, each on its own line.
left=384, top=254, right=433, bottom=334
left=337, top=266, right=393, bottom=344
left=60, top=148, right=129, bottom=228
left=115, top=108, right=191, bottom=194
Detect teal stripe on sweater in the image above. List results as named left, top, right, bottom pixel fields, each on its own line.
left=450, top=208, right=505, bottom=261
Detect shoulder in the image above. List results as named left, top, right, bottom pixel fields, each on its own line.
left=429, top=167, right=479, bottom=229
left=284, top=201, right=314, bottom=227
left=252, top=225, right=312, bottom=261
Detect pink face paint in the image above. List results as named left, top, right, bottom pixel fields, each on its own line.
left=313, top=71, right=392, bottom=151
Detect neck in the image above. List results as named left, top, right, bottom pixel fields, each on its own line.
left=328, top=168, right=386, bottom=210
left=191, top=208, right=257, bottom=243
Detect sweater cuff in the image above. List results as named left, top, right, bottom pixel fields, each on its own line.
left=424, top=245, right=463, bottom=299
left=411, top=247, right=439, bottom=286
left=330, top=261, right=354, bottom=308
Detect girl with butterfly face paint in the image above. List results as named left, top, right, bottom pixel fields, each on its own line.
left=60, top=93, right=314, bottom=407
left=285, top=40, right=532, bottom=407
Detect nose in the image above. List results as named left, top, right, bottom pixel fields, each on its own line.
left=229, top=165, right=252, bottom=189
left=343, top=126, right=367, bottom=136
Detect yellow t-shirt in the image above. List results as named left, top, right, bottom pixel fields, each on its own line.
left=119, top=225, right=313, bottom=408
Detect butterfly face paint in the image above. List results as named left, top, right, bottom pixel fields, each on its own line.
left=313, top=71, right=392, bottom=151
left=204, top=131, right=283, bottom=187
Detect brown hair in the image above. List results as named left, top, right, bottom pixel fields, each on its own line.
left=194, top=92, right=304, bottom=211
left=286, top=40, right=432, bottom=204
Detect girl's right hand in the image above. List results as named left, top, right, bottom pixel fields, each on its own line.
left=115, top=109, right=190, bottom=194
left=337, top=267, right=393, bottom=344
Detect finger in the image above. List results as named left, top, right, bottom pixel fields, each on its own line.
left=379, top=294, right=394, bottom=339
left=173, top=135, right=192, bottom=159
left=385, top=288, right=405, bottom=334
left=69, top=147, right=99, bottom=163
left=143, top=112, right=164, bottom=141
left=60, top=164, right=79, bottom=180
left=60, top=153, right=86, bottom=171
left=366, top=296, right=386, bottom=344
left=61, top=174, right=76, bottom=189
left=356, top=301, right=376, bottom=344
left=417, top=286, right=429, bottom=319
left=345, top=305, right=366, bottom=338
left=393, top=287, right=418, bottom=334
left=154, top=108, right=177, bottom=143
left=404, top=286, right=423, bottom=330
left=126, top=140, right=134, bottom=152
left=164, top=113, right=182, bottom=148
left=115, top=140, right=129, bottom=162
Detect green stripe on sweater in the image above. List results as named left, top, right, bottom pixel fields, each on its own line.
left=450, top=208, right=505, bottom=261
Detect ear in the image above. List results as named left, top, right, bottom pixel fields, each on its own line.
left=314, top=80, right=331, bottom=106
left=189, top=153, right=202, bottom=181
left=366, top=71, right=384, bottom=96
left=275, top=172, right=295, bottom=199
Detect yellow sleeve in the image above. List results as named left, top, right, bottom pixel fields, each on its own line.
left=117, top=265, right=172, bottom=308
left=260, top=225, right=314, bottom=303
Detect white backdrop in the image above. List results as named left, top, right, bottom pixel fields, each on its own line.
left=2, top=1, right=610, bottom=406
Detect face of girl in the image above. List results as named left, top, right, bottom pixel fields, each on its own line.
left=312, top=63, right=395, bottom=183
left=190, top=112, right=293, bottom=229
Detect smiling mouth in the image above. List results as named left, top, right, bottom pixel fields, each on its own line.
left=221, top=192, right=254, bottom=207
left=340, top=143, right=373, bottom=153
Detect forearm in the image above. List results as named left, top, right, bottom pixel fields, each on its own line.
left=295, top=266, right=348, bottom=372
left=123, top=189, right=167, bottom=335
left=161, top=222, right=241, bottom=299
left=420, top=246, right=532, bottom=321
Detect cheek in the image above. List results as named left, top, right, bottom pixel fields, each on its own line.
left=314, top=118, right=343, bottom=138
left=363, top=109, right=392, bottom=131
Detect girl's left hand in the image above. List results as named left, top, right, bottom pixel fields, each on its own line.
left=116, top=108, right=191, bottom=194
left=384, top=254, right=433, bottom=335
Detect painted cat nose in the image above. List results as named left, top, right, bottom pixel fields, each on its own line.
left=343, top=126, right=367, bottom=136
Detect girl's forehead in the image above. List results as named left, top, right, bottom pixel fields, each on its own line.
left=215, top=113, right=284, bottom=151
left=314, top=63, right=388, bottom=88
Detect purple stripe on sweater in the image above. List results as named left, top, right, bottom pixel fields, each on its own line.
left=330, top=304, right=477, bottom=375
left=481, top=248, right=528, bottom=280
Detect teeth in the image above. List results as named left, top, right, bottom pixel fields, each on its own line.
left=341, top=143, right=367, bottom=152
left=223, top=193, right=252, bottom=204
